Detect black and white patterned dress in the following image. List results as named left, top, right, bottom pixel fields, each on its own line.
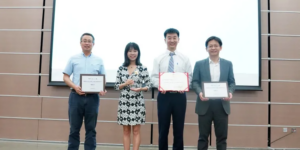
left=114, top=65, right=151, bottom=125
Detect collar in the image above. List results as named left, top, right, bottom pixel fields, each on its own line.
left=166, top=49, right=177, bottom=55
left=209, top=57, right=220, bottom=64
left=82, top=52, right=92, bottom=57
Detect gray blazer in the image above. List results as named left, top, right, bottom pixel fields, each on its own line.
left=191, top=58, right=235, bottom=115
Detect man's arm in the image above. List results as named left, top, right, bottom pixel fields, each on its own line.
left=228, top=61, right=236, bottom=94
left=151, top=58, right=159, bottom=88
left=191, top=61, right=202, bottom=94
left=185, top=58, right=193, bottom=87
left=62, top=58, right=75, bottom=89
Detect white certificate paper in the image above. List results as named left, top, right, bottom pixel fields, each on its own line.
left=80, top=74, right=105, bottom=93
left=202, top=82, right=228, bottom=98
left=159, top=72, right=189, bottom=91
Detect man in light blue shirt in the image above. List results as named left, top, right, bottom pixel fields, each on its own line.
left=63, top=33, right=106, bottom=150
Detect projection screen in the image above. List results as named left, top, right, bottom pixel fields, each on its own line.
left=48, top=0, right=262, bottom=90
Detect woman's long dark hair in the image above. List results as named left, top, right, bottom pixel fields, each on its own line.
left=122, top=42, right=142, bottom=67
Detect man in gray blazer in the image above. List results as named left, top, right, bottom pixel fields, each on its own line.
left=191, top=36, right=235, bottom=150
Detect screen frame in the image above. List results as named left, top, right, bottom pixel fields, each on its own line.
left=47, top=0, right=262, bottom=91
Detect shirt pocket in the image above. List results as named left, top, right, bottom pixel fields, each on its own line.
left=91, top=63, right=101, bottom=74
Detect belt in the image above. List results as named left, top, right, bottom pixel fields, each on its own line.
left=71, top=89, right=94, bottom=96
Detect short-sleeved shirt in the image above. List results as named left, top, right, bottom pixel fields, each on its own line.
left=63, top=52, right=105, bottom=86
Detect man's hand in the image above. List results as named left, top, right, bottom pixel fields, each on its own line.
left=178, top=90, right=185, bottom=94
left=74, top=86, right=85, bottom=95
left=160, top=90, right=166, bottom=94
left=99, top=90, right=107, bottom=96
left=223, top=93, right=232, bottom=101
left=199, top=92, right=209, bottom=101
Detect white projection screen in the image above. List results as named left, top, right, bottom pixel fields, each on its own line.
left=48, top=0, right=262, bottom=90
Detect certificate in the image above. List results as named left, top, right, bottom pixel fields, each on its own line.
left=80, top=74, right=105, bottom=93
left=202, top=82, right=229, bottom=99
left=159, top=72, right=189, bottom=91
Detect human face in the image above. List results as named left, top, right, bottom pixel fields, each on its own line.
left=206, top=40, right=222, bottom=56
left=165, top=33, right=179, bottom=51
left=127, top=48, right=138, bottom=62
left=80, top=35, right=94, bottom=52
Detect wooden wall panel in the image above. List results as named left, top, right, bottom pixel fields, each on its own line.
left=0, top=32, right=41, bottom=53
left=0, top=119, right=38, bottom=140
left=0, top=97, right=42, bottom=118
left=211, top=126, right=268, bottom=148
left=229, top=104, right=268, bottom=125
left=271, top=105, right=300, bottom=126
left=271, top=61, right=300, bottom=80
left=0, top=75, right=38, bottom=95
left=270, top=127, right=300, bottom=148
left=0, top=0, right=42, bottom=6
left=270, top=0, right=300, bottom=11
left=271, top=36, right=300, bottom=59
left=271, top=82, right=300, bottom=103
left=42, top=32, right=51, bottom=53
left=270, top=13, right=300, bottom=35
left=0, top=54, right=40, bottom=73
left=0, top=9, right=42, bottom=29
left=38, top=121, right=151, bottom=145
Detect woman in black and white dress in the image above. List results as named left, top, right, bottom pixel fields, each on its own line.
left=114, top=42, right=151, bottom=150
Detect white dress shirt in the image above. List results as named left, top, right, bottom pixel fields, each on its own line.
left=151, top=50, right=193, bottom=88
left=209, top=58, right=220, bottom=82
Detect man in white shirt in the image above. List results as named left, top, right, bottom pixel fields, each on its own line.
left=191, top=36, right=235, bottom=150
left=151, top=28, right=193, bottom=150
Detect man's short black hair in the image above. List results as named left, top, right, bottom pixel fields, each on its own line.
left=80, top=33, right=95, bottom=43
left=205, top=36, right=222, bottom=48
left=164, top=28, right=180, bottom=38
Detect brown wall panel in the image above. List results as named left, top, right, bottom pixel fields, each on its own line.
left=41, top=98, right=68, bottom=119
left=0, top=9, right=42, bottom=29
left=0, top=75, right=38, bottom=95
left=271, top=36, right=300, bottom=59
left=262, top=60, right=268, bottom=80
left=38, top=120, right=151, bottom=144
left=271, top=13, right=300, bottom=35
left=0, top=31, right=41, bottom=53
left=43, top=32, right=51, bottom=53
left=261, top=35, right=268, bottom=58
left=97, top=123, right=151, bottom=144
left=46, top=0, right=54, bottom=6
left=0, top=0, right=42, bottom=6
left=229, top=104, right=268, bottom=125
left=261, top=0, right=268, bottom=10
left=40, top=76, right=70, bottom=97
left=271, top=105, right=300, bottom=126
left=38, top=120, right=85, bottom=141
left=0, top=54, right=40, bottom=73
left=271, top=60, right=300, bottom=80
left=44, top=9, right=53, bottom=29
left=271, top=127, right=299, bottom=148
left=270, top=0, right=300, bottom=11
left=0, top=97, right=41, bottom=118
left=271, top=82, right=300, bottom=103
left=230, top=81, right=268, bottom=102
left=211, top=126, right=268, bottom=148
left=152, top=124, right=198, bottom=146
left=0, top=118, right=38, bottom=140
left=261, top=12, right=268, bottom=34
left=41, top=54, right=50, bottom=74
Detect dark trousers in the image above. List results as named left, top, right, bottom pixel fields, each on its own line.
left=197, top=100, right=228, bottom=150
left=68, top=91, right=99, bottom=150
left=157, top=92, right=187, bottom=150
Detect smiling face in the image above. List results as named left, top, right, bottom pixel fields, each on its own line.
left=165, top=33, right=179, bottom=51
left=80, top=35, right=94, bottom=53
left=127, top=48, right=138, bottom=61
left=206, top=39, right=222, bottom=56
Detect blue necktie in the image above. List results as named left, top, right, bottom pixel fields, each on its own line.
left=168, top=52, right=175, bottom=72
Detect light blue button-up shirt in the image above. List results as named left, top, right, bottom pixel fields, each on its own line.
left=63, top=52, right=105, bottom=86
